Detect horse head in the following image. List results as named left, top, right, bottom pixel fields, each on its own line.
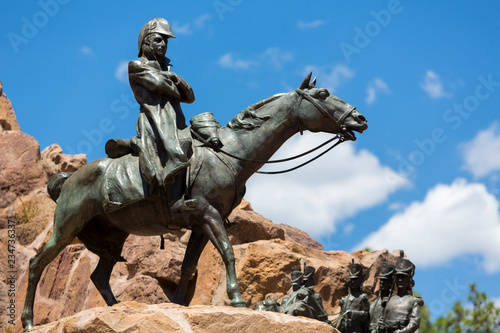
left=295, top=72, right=368, bottom=141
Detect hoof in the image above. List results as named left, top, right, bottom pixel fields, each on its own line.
left=230, top=299, right=247, bottom=307
left=23, top=322, right=34, bottom=331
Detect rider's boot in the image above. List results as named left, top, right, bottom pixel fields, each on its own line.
left=167, top=166, right=198, bottom=216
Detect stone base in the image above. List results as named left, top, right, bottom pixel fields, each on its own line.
left=26, top=301, right=337, bottom=333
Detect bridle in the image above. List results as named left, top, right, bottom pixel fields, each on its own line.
left=295, top=88, right=357, bottom=135
left=194, top=88, right=356, bottom=174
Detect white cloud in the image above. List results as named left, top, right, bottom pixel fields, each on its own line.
left=365, top=78, right=391, bottom=105
left=80, top=46, right=94, bottom=57
left=194, top=14, right=211, bottom=29
left=420, top=70, right=451, bottom=99
left=218, top=53, right=257, bottom=70
left=172, top=21, right=192, bottom=35
left=460, top=122, right=500, bottom=178
left=172, top=14, right=211, bottom=35
left=303, top=64, right=354, bottom=92
left=298, top=19, right=326, bottom=29
left=245, top=132, right=409, bottom=237
left=115, top=61, right=129, bottom=83
left=261, top=48, right=293, bottom=70
left=355, top=178, right=500, bottom=273
left=218, top=48, right=292, bottom=71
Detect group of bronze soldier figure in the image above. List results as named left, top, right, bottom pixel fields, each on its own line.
left=110, top=18, right=421, bottom=332
left=256, top=251, right=421, bottom=333
left=337, top=251, right=422, bottom=333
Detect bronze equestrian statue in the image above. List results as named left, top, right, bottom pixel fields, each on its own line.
left=21, top=19, right=368, bottom=330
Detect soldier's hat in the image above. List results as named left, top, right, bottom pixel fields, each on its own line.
left=380, top=258, right=396, bottom=280
left=138, top=18, right=175, bottom=57
left=291, top=270, right=303, bottom=286
left=303, top=265, right=316, bottom=286
left=395, top=250, right=415, bottom=277
left=348, top=259, right=364, bottom=279
left=303, top=265, right=315, bottom=279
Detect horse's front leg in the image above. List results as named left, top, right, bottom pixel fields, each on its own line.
left=201, top=206, right=246, bottom=307
left=173, top=229, right=208, bottom=305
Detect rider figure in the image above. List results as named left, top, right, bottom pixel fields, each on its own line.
left=106, top=18, right=197, bottom=213
left=130, top=17, right=194, bottom=186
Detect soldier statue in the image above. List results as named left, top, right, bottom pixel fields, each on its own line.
left=257, top=265, right=328, bottom=322
left=369, top=259, right=396, bottom=333
left=337, top=260, right=370, bottom=333
left=378, top=251, right=422, bottom=333
left=105, top=17, right=197, bottom=213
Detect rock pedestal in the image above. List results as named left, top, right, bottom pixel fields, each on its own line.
left=27, top=301, right=338, bottom=333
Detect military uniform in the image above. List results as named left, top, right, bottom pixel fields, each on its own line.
left=380, top=251, right=421, bottom=333
left=383, top=295, right=421, bottom=333
left=129, top=18, right=195, bottom=186
left=337, top=260, right=370, bottom=333
left=369, top=260, right=395, bottom=333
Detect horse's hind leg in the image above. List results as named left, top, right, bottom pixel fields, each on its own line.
left=201, top=206, right=245, bottom=307
left=173, top=229, right=208, bottom=305
left=91, top=257, right=120, bottom=305
left=78, top=218, right=129, bottom=306
left=21, top=215, right=86, bottom=330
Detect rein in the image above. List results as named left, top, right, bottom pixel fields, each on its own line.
left=194, top=88, right=352, bottom=174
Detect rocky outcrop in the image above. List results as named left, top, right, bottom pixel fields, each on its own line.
left=0, top=80, right=21, bottom=132
left=0, top=132, right=48, bottom=209
left=27, top=301, right=338, bottom=333
left=41, top=144, right=87, bottom=177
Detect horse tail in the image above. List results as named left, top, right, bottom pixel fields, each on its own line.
left=47, top=172, right=74, bottom=202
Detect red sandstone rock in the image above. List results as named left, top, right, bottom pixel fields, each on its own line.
left=40, top=144, right=87, bottom=177
left=0, top=80, right=21, bottom=132
left=26, top=301, right=338, bottom=333
left=0, top=131, right=48, bottom=209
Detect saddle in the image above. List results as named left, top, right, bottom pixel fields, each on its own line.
left=102, top=112, right=223, bottom=214
left=105, top=112, right=222, bottom=159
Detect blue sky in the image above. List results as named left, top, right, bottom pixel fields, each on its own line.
left=2, top=0, right=500, bottom=319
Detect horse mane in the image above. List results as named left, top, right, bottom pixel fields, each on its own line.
left=227, top=93, right=287, bottom=130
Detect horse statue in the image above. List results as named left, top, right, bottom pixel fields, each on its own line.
left=21, top=72, right=368, bottom=330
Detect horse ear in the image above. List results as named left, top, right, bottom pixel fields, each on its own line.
left=310, top=76, right=317, bottom=87
left=299, top=72, right=312, bottom=89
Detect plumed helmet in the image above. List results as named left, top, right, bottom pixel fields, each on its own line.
left=348, top=259, right=364, bottom=279
left=138, top=17, right=175, bottom=57
left=380, top=258, right=396, bottom=280
left=395, top=250, right=415, bottom=277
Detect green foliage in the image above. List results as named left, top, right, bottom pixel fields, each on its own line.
left=9, top=198, right=39, bottom=224
left=415, top=291, right=439, bottom=333
left=434, top=283, right=500, bottom=333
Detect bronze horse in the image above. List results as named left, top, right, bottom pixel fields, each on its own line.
left=21, top=73, right=367, bottom=329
